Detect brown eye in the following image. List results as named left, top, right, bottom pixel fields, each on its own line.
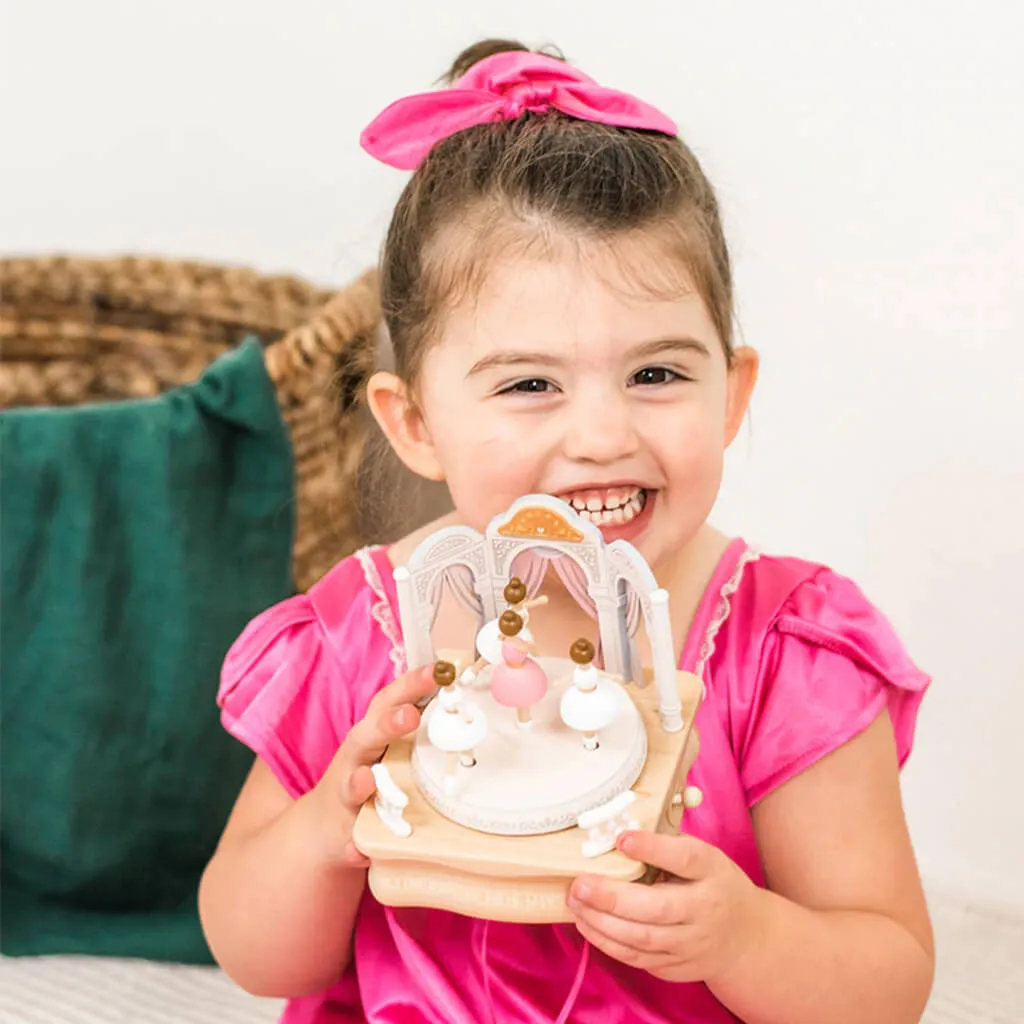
left=631, top=366, right=683, bottom=387
left=500, top=378, right=555, bottom=395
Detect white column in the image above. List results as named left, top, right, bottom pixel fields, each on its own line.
left=594, top=589, right=626, bottom=679
left=649, top=588, right=682, bottom=732
left=393, top=566, right=430, bottom=672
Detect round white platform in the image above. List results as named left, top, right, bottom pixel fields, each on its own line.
left=411, top=656, right=647, bottom=835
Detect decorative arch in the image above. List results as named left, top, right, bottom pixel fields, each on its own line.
left=393, top=495, right=684, bottom=732
left=393, top=526, right=488, bottom=672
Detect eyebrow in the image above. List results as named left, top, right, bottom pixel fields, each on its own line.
left=466, top=337, right=711, bottom=377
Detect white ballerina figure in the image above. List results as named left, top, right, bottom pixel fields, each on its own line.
left=559, top=638, right=623, bottom=750
left=460, top=577, right=548, bottom=685
left=426, top=660, right=489, bottom=795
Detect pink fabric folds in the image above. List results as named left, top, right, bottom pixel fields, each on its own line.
left=360, top=50, right=678, bottom=170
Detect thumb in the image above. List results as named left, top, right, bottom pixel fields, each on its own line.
left=616, top=830, right=717, bottom=881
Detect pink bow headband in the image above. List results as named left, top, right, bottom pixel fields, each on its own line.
left=360, top=51, right=677, bottom=170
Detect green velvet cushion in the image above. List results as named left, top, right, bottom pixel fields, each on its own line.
left=0, top=338, right=295, bottom=963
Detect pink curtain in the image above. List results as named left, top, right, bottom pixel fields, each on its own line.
left=510, top=550, right=548, bottom=598
left=550, top=557, right=607, bottom=667
left=502, top=549, right=644, bottom=678
left=549, top=556, right=597, bottom=618
left=510, top=548, right=596, bottom=615
left=429, top=563, right=483, bottom=629
left=549, top=560, right=645, bottom=680
left=509, top=551, right=603, bottom=668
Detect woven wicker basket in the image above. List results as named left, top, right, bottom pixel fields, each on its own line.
left=0, top=254, right=382, bottom=591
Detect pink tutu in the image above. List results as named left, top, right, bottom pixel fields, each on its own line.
left=490, top=640, right=548, bottom=708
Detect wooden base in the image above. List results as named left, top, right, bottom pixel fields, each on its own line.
left=352, top=657, right=703, bottom=923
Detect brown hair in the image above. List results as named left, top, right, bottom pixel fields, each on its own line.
left=498, top=609, right=524, bottom=637
left=379, top=38, right=734, bottom=386
left=503, top=577, right=527, bottom=605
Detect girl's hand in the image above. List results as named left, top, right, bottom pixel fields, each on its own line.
left=311, top=665, right=437, bottom=869
left=566, top=831, right=766, bottom=984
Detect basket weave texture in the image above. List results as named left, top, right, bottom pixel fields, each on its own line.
left=0, top=255, right=382, bottom=591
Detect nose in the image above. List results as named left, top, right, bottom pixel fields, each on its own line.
left=561, top=388, right=640, bottom=465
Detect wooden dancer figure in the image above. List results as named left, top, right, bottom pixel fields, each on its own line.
left=489, top=610, right=549, bottom=727
left=559, top=638, right=622, bottom=750
left=426, top=661, right=488, bottom=794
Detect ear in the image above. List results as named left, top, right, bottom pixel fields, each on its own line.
left=365, top=371, right=446, bottom=482
left=724, top=346, right=759, bottom=447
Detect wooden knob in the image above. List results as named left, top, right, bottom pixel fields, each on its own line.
left=682, top=786, right=703, bottom=809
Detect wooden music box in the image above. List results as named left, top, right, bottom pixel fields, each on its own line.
left=352, top=494, right=704, bottom=923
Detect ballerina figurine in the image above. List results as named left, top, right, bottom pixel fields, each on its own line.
left=460, top=577, right=548, bottom=684
left=559, top=637, right=623, bottom=750
left=489, top=610, right=549, bottom=727
left=426, top=660, right=488, bottom=794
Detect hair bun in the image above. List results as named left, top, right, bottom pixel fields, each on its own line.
left=433, top=660, right=457, bottom=686
left=443, top=38, right=564, bottom=84
left=570, top=637, right=595, bottom=665
left=498, top=609, right=525, bottom=637
left=503, top=577, right=527, bottom=605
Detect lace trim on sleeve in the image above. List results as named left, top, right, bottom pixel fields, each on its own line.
left=694, top=546, right=761, bottom=679
left=355, top=546, right=407, bottom=677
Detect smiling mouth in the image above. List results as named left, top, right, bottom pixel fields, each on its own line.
left=554, top=486, right=649, bottom=527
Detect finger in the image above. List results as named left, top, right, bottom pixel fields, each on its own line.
left=616, top=830, right=717, bottom=881
left=572, top=917, right=678, bottom=973
left=372, top=664, right=439, bottom=714
left=569, top=874, right=689, bottom=926
left=343, top=704, right=420, bottom=769
left=345, top=667, right=435, bottom=762
left=567, top=894, right=683, bottom=954
left=340, top=762, right=377, bottom=810
left=339, top=839, right=371, bottom=870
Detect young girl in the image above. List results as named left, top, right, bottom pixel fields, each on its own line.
left=200, top=39, right=934, bottom=1024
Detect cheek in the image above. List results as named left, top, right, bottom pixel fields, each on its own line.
left=433, top=414, right=549, bottom=526
left=645, top=402, right=726, bottom=474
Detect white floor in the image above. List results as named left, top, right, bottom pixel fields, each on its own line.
left=923, top=887, right=1024, bottom=1024
left=1, top=885, right=1020, bottom=1024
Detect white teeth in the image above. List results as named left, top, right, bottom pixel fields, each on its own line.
left=558, top=488, right=648, bottom=526
left=570, top=489, right=647, bottom=526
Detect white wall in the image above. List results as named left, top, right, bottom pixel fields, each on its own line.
left=3, top=1, right=1022, bottom=905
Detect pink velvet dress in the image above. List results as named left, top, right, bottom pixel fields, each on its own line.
left=218, top=540, right=930, bottom=1024
left=489, top=640, right=548, bottom=708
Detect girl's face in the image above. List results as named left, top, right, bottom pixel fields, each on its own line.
left=370, top=232, right=757, bottom=576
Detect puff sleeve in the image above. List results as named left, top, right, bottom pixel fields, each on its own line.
left=733, top=569, right=931, bottom=806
